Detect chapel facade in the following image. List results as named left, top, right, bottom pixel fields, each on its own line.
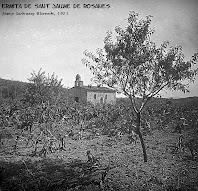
left=69, top=74, right=116, bottom=105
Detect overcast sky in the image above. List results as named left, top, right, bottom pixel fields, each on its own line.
left=0, top=0, right=198, bottom=98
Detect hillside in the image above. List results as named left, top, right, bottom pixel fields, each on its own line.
left=0, top=78, right=27, bottom=102
left=116, top=96, right=198, bottom=108
left=1, top=78, right=198, bottom=107
left=0, top=78, right=70, bottom=103
left=0, top=78, right=27, bottom=89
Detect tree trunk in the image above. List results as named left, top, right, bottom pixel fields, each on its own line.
left=135, top=112, right=148, bottom=162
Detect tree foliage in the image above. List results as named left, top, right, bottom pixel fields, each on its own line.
left=82, top=11, right=198, bottom=162
left=82, top=11, right=198, bottom=112
left=22, top=69, right=63, bottom=106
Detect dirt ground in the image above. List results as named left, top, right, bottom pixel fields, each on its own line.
left=0, top=127, right=198, bottom=191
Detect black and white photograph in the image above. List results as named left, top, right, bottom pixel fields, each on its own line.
left=0, top=0, right=198, bottom=190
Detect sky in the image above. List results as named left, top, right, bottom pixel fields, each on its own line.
left=0, top=0, right=198, bottom=98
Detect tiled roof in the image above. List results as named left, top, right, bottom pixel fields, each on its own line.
left=72, top=86, right=115, bottom=93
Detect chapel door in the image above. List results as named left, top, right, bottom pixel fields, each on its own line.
left=74, top=97, right=79, bottom=102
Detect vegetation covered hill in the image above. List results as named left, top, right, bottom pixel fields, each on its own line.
left=116, top=96, right=198, bottom=108
left=0, top=78, right=26, bottom=102
left=1, top=77, right=198, bottom=107
left=0, top=77, right=70, bottom=104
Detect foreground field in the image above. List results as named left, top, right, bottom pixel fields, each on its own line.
left=1, top=127, right=198, bottom=191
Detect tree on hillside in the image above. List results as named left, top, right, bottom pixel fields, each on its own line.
left=22, top=69, right=63, bottom=106
left=82, top=11, right=198, bottom=162
left=1, top=80, right=25, bottom=102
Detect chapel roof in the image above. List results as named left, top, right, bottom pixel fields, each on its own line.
left=71, top=85, right=115, bottom=93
